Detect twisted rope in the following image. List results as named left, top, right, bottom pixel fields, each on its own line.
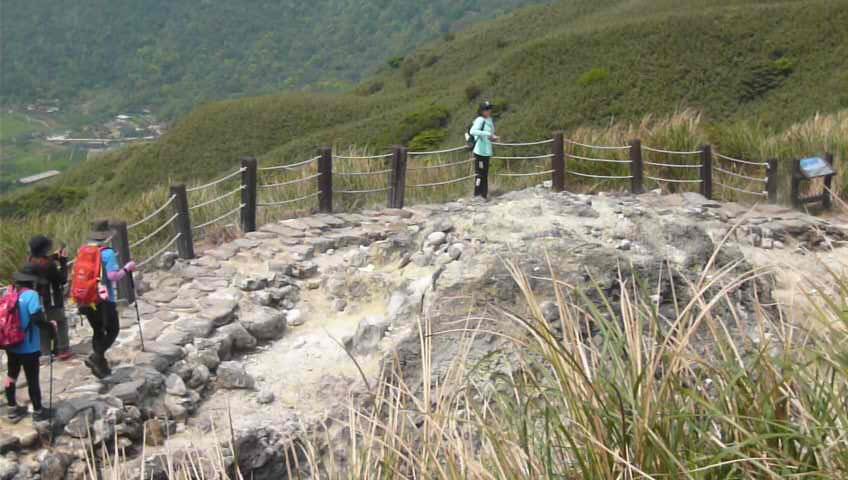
left=565, top=139, right=631, bottom=151
left=193, top=204, right=244, bottom=230
left=334, top=169, right=393, bottom=177
left=336, top=186, right=391, bottom=194
left=642, top=146, right=703, bottom=155
left=714, top=152, right=769, bottom=167
left=712, top=165, right=767, bottom=183
left=493, top=139, right=554, bottom=147
left=137, top=233, right=181, bottom=269
left=644, top=175, right=703, bottom=184
left=408, top=146, right=468, bottom=155
left=258, top=156, right=320, bottom=172
left=258, top=173, right=321, bottom=190
left=408, top=158, right=474, bottom=171
left=189, top=186, right=244, bottom=211
left=127, top=195, right=176, bottom=230
left=494, top=169, right=555, bottom=178
left=129, top=213, right=179, bottom=249
left=566, top=153, right=631, bottom=164
left=334, top=153, right=393, bottom=160
left=568, top=171, right=633, bottom=180
left=491, top=154, right=554, bottom=160
left=258, top=191, right=320, bottom=207
left=715, top=181, right=767, bottom=197
left=411, top=174, right=475, bottom=188
left=644, top=161, right=702, bottom=169
left=187, top=167, right=245, bottom=193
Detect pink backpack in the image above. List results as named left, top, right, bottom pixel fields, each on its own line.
left=0, top=287, right=28, bottom=350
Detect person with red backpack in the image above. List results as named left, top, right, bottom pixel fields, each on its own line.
left=26, top=235, right=73, bottom=361
left=71, top=220, right=136, bottom=379
left=2, top=265, right=54, bottom=423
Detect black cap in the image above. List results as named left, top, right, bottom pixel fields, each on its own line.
left=29, top=235, right=53, bottom=257
left=12, top=264, right=46, bottom=285
left=479, top=101, right=493, bottom=112
left=89, top=219, right=112, bottom=242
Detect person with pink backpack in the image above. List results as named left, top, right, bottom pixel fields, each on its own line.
left=1, top=265, right=54, bottom=423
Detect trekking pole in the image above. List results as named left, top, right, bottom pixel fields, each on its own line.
left=48, top=337, right=55, bottom=445
left=127, top=273, right=145, bottom=351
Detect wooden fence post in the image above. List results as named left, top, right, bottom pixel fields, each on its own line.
left=318, top=147, right=333, bottom=213
left=170, top=184, right=195, bottom=259
left=790, top=159, right=802, bottom=209
left=629, top=139, right=643, bottom=194
left=109, top=220, right=135, bottom=304
left=766, top=159, right=778, bottom=204
left=389, top=146, right=408, bottom=208
left=551, top=132, right=565, bottom=193
left=700, top=145, right=713, bottom=199
left=823, top=153, right=834, bottom=210
left=240, top=157, right=258, bottom=233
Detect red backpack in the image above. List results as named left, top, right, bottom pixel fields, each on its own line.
left=71, top=245, right=104, bottom=307
left=0, top=287, right=28, bottom=350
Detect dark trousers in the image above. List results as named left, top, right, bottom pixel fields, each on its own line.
left=40, top=308, right=70, bottom=355
left=80, top=302, right=119, bottom=360
left=4, top=351, right=42, bottom=411
left=474, top=154, right=490, bottom=198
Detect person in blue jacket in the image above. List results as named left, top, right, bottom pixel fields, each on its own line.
left=469, top=101, right=500, bottom=198
left=4, top=265, right=54, bottom=423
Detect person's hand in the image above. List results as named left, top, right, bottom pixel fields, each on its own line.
left=491, top=135, right=500, bottom=141
left=58, top=247, right=68, bottom=259
left=123, top=261, right=137, bottom=273
left=50, top=321, right=58, bottom=331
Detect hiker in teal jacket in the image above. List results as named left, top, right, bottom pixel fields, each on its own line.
left=470, top=101, right=499, bottom=198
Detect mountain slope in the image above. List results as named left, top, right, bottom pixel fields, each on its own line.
left=0, top=0, right=548, bottom=118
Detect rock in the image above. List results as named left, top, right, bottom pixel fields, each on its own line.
left=219, top=323, right=258, bottom=351
left=160, top=251, right=179, bottom=270
left=242, top=308, right=287, bottom=341
left=448, top=243, right=464, bottom=260
left=164, top=395, right=188, bottom=419
left=286, top=309, right=305, bottom=327
left=411, top=252, right=431, bottom=267
left=256, top=291, right=276, bottom=307
left=0, top=435, right=20, bottom=454
left=144, top=289, right=178, bottom=304
left=426, top=231, right=446, bottom=247
left=17, top=428, right=38, bottom=449
left=176, top=317, right=215, bottom=338
left=350, top=315, right=390, bottom=354
left=200, top=300, right=238, bottom=327
left=134, top=351, right=173, bottom=372
left=291, top=261, right=318, bottom=279
left=257, top=390, right=275, bottom=405
left=166, top=374, right=188, bottom=396
left=217, top=362, right=255, bottom=390
left=617, top=239, right=632, bottom=251
left=110, top=379, right=147, bottom=405
left=144, top=342, right=185, bottom=364
left=435, top=254, right=453, bottom=266
left=38, top=451, right=71, bottom=480
left=332, top=298, right=347, bottom=312
left=157, top=327, right=194, bottom=346
left=0, top=456, right=18, bottom=480
left=64, top=409, right=95, bottom=438
left=539, top=301, right=560, bottom=325
left=188, top=365, right=211, bottom=389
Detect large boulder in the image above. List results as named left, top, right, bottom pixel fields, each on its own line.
left=241, top=308, right=287, bottom=341
left=217, top=361, right=255, bottom=390
left=347, top=316, right=390, bottom=355
left=218, top=323, right=258, bottom=351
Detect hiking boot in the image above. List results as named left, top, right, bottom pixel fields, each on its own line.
left=32, top=408, right=50, bottom=422
left=84, top=354, right=109, bottom=379
left=6, top=406, right=27, bottom=423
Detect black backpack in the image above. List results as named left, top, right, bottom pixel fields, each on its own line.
left=465, top=117, right=487, bottom=150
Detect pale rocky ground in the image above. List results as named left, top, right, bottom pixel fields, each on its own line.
left=1, top=185, right=846, bottom=479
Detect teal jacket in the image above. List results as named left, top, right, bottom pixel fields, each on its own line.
left=470, top=116, right=495, bottom=157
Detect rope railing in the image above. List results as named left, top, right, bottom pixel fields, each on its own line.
left=568, top=171, right=633, bottom=180
left=193, top=204, right=244, bottom=231
left=714, top=152, right=769, bottom=167
left=129, top=213, right=179, bottom=250
left=715, top=180, right=767, bottom=197
left=187, top=167, right=245, bottom=193
left=334, top=169, right=393, bottom=177
left=491, top=154, right=554, bottom=160
left=494, top=169, right=555, bottom=178
left=566, top=153, right=631, bottom=164
left=642, top=145, right=703, bottom=155
left=257, top=173, right=321, bottom=190
left=127, top=195, right=176, bottom=231
left=138, top=233, right=182, bottom=269
left=408, top=146, right=468, bottom=155
left=411, top=174, right=476, bottom=188
left=189, top=185, right=244, bottom=211
left=334, top=153, right=393, bottom=160
left=644, top=160, right=703, bottom=169
left=645, top=175, right=703, bottom=184
left=336, top=186, right=392, bottom=194
left=408, top=158, right=474, bottom=171
left=258, top=156, right=320, bottom=172
left=258, top=191, right=321, bottom=207
left=712, top=165, right=767, bottom=183
left=565, top=139, right=631, bottom=151
left=493, top=139, right=554, bottom=147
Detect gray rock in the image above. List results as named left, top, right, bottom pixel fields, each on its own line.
left=217, top=362, right=255, bottom=390
left=38, top=451, right=71, bottom=480
left=426, top=231, right=446, bottom=247
left=188, top=365, right=211, bottom=389
left=539, top=301, right=560, bottom=325
left=164, top=395, right=188, bottom=419
left=0, top=456, right=18, bottom=480
left=218, top=323, right=258, bottom=351
left=110, top=379, right=147, bottom=405
left=435, top=254, right=453, bottom=266
left=332, top=298, right=348, bottom=312
left=176, top=317, right=216, bottom=338
left=448, top=243, right=464, bottom=260
left=157, top=327, right=194, bottom=346
left=134, top=351, right=173, bottom=372
left=256, top=291, right=276, bottom=307
left=617, top=239, right=632, bottom=251
left=241, top=308, right=287, bottom=341
left=0, top=435, right=19, bottom=454
left=411, top=252, right=431, bottom=267
left=144, top=342, right=185, bottom=364
left=350, top=315, right=390, bottom=354
left=291, top=261, right=318, bottom=279
left=64, top=409, right=95, bottom=438
left=166, top=374, right=188, bottom=396
left=160, top=251, right=179, bottom=270
left=286, top=309, right=304, bottom=327
left=257, top=390, right=275, bottom=405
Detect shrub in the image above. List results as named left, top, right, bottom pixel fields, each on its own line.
left=443, top=32, right=455, bottom=42
left=387, top=56, right=404, bottom=69
left=396, top=105, right=451, bottom=143
left=354, top=81, right=384, bottom=96
left=577, top=67, right=610, bottom=87
left=496, top=38, right=509, bottom=49
left=465, top=84, right=482, bottom=102
left=408, top=128, right=448, bottom=151
left=0, top=186, right=88, bottom=218
left=401, top=58, right=421, bottom=87
left=773, top=57, right=795, bottom=74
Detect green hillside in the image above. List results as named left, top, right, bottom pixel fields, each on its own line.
left=0, top=0, right=547, bottom=118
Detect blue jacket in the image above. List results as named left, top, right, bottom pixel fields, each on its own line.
left=470, top=116, right=495, bottom=157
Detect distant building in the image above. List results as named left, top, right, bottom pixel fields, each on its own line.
left=18, top=170, right=60, bottom=184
